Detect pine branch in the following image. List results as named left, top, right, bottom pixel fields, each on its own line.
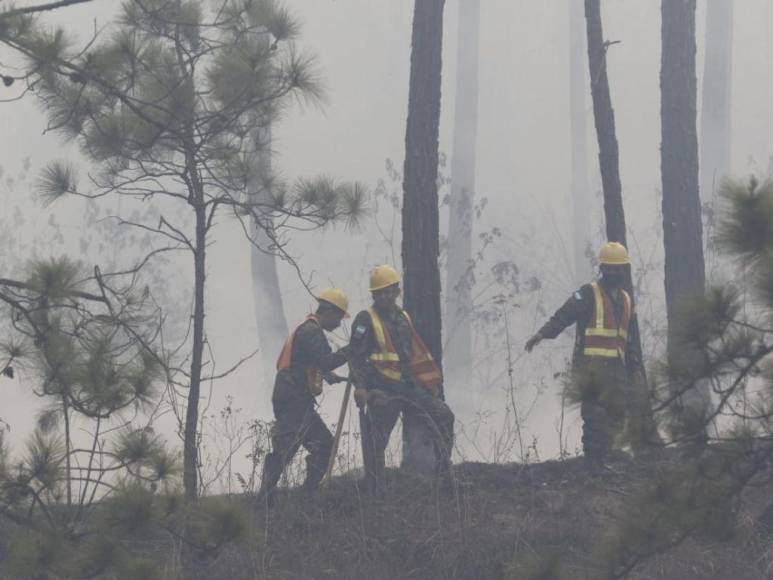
left=0, top=277, right=106, bottom=303
left=0, top=0, right=93, bottom=21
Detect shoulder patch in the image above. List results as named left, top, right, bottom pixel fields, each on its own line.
left=574, top=291, right=583, bottom=301
left=354, top=324, right=367, bottom=337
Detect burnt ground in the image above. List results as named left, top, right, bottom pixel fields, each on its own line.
left=2, top=452, right=773, bottom=579
left=191, top=452, right=773, bottom=580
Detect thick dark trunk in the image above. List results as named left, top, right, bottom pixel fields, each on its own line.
left=661, top=0, right=709, bottom=414
left=401, top=0, right=446, bottom=472
left=183, top=196, right=206, bottom=502
left=570, top=0, right=592, bottom=284
left=444, top=0, right=480, bottom=391
left=699, top=0, right=732, bottom=202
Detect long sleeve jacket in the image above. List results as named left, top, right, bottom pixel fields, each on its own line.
left=537, top=282, right=643, bottom=373
left=273, top=319, right=348, bottom=404
left=348, top=307, right=415, bottom=390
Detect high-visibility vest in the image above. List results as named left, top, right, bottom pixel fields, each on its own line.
left=583, top=282, right=632, bottom=361
left=367, top=307, right=442, bottom=395
left=276, top=315, right=324, bottom=396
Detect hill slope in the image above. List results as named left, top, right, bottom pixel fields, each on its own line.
left=195, top=453, right=773, bottom=580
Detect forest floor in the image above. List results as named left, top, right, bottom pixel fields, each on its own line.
left=2, top=451, right=773, bottom=579
left=190, top=450, right=773, bottom=580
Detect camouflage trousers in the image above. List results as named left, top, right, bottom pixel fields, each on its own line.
left=259, top=400, right=333, bottom=498
left=361, top=381, right=454, bottom=497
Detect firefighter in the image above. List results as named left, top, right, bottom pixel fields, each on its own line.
left=348, top=265, right=455, bottom=497
left=525, top=242, right=656, bottom=470
left=257, top=288, right=351, bottom=503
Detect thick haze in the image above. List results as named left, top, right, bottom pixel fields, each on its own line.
left=2, top=0, right=773, bottom=477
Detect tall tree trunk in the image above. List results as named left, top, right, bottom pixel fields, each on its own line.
left=444, top=0, right=480, bottom=391
left=584, top=0, right=626, bottom=246
left=570, top=0, right=592, bottom=284
left=584, top=0, right=642, bottom=329
left=401, top=0, right=446, bottom=472
left=184, top=197, right=206, bottom=502
left=250, top=125, right=288, bottom=406
left=699, top=0, right=733, bottom=203
left=584, top=0, right=656, bottom=436
left=661, top=0, right=709, bottom=419
left=181, top=69, right=206, bottom=500
left=251, top=227, right=288, bottom=396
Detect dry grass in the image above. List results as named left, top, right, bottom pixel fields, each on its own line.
left=2, top=453, right=773, bottom=579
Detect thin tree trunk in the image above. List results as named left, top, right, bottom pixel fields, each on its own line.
left=570, top=0, right=592, bottom=284
left=183, top=190, right=206, bottom=502
left=584, top=0, right=656, bottom=431
left=584, top=0, right=625, bottom=246
left=444, top=0, right=480, bottom=391
left=401, top=0, right=446, bottom=473
left=250, top=125, right=288, bottom=405
left=251, top=226, right=288, bottom=396
left=584, top=0, right=643, bottom=336
left=699, top=0, right=732, bottom=203
left=661, top=0, right=709, bottom=417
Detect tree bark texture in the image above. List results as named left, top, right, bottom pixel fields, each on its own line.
left=570, top=0, right=593, bottom=284
left=661, top=0, right=708, bottom=413
left=699, top=0, right=732, bottom=202
left=444, top=0, right=480, bottom=390
left=402, top=0, right=445, bottom=368
left=401, top=0, right=446, bottom=472
left=661, top=0, right=705, bottom=331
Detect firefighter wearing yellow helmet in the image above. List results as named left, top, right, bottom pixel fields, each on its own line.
left=525, top=243, right=656, bottom=472
left=257, top=288, right=351, bottom=504
left=347, top=265, right=455, bottom=497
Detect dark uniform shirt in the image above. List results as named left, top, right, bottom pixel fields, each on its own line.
left=349, top=306, right=415, bottom=391
left=273, top=319, right=348, bottom=405
left=537, top=282, right=643, bottom=372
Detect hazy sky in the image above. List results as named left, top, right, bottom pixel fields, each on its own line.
left=2, top=0, right=773, bottom=475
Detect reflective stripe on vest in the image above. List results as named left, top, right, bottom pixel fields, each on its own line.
left=368, top=308, right=442, bottom=394
left=583, top=282, right=631, bottom=360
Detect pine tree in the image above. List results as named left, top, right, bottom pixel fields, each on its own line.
left=0, top=0, right=364, bottom=500
left=402, top=0, right=446, bottom=471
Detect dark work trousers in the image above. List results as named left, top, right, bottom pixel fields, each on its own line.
left=361, top=381, right=454, bottom=497
left=259, top=399, right=333, bottom=498
left=576, top=359, right=630, bottom=466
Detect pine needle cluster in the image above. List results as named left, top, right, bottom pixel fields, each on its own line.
left=0, top=257, right=251, bottom=577
left=595, top=176, right=773, bottom=576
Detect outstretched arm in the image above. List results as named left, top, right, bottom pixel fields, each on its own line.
left=526, top=286, right=592, bottom=351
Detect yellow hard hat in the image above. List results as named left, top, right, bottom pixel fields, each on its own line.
left=599, top=242, right=631, bottom=265
left=317, top=287, right=350, bottom=318
left=369, top=265, right=401, bottom=291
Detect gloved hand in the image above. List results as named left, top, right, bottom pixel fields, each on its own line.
left=525, top=332, right=543, bottom=352
left=354, top=388, right=369, bottom=409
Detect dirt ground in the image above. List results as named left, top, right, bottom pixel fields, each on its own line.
left=3, top=452, right=772, bottom=579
